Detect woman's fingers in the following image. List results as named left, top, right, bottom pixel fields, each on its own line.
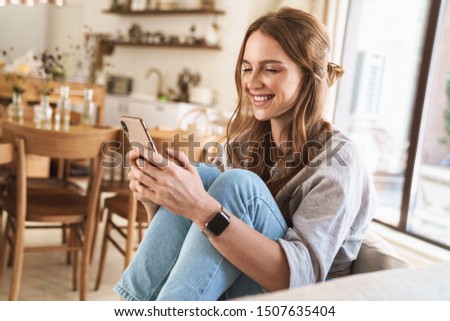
left=164, top=148, right=197, bottom=174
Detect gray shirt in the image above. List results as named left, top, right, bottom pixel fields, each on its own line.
left=275, top=129, right=377, bottom=288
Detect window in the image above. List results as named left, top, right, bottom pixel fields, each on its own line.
left=334, top=0, right=450, bottom=249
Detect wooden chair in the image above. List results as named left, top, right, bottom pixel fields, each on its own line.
left=90, top=129, right=131, bottom=261
left=94, top=191, right=150, bottom=290
left=94, top=127, right=154, bottom=289
left=0, top=120, right=118, bottom=300
left=0, top=141, right=25, bottom=292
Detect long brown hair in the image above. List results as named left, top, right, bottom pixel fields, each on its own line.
left=226, top=7, right=344, bottom=196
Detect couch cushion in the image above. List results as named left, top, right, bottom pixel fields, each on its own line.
left=352, top=229, right=411, bottom=274
left=240, top=261, right=450, bottom=300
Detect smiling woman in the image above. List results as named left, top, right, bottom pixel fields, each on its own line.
left=114, top=7, right=374, bottom=302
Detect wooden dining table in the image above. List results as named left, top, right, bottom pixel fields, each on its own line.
left=0, top=118, right=221, bottom=179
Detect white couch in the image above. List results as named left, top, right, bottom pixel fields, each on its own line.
left=241, top=229, right=450, bottom=300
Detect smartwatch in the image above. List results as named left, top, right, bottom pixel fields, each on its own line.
left=204, top=206, right=230, bottom=237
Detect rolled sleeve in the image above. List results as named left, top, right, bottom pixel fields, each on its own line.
left=276, top=137, right=375, bottom=288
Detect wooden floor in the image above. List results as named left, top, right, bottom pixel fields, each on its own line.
left=0, top=217, right=125, bottom=301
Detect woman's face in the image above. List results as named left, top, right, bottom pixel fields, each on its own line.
left=241, top=30, right=302, bottom=128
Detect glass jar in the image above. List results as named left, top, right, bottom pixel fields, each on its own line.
left=54, top=86, right=71, bottom=131
left=8, top=91, right=24, bottom=124
left=81, top=88, right=95, bottom=126
left=39, top=94, right=53, bottom=129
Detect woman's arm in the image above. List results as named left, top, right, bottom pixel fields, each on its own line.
left=208, top=214, right=291, bottom=291
left=128, top=147, right=290, bottom=292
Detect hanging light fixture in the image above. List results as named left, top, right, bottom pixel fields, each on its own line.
left=0, top=0, right=66, bottom=6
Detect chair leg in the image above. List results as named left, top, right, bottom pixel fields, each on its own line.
left=125, top=193, right=137, bottom=269
left=94, top=209, right=112, bottom=290
left=0, top=207, right=3, bottom=255
left=90, top=206, right=106, bottom=264
left=9, top=215, right=26, bottom=301
left=70, top=225, right=79, bottom=291
left=65, top=224, right=72, bottom=265
left=0, top=214, right=11, bottom=284
left=80, top=208, right=98, bottom=301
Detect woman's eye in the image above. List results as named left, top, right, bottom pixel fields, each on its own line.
left=242, top=67, right=252, bottom=73
left=265, top=68, right=279, bottom=73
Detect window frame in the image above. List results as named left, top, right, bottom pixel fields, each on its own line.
left=335, top=0, right=449, bottom=250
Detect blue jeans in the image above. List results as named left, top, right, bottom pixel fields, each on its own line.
left=113, top=164, right=288, bottom=301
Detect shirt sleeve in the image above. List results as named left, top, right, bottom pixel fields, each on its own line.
left=278, top=139, right=374, bottom=288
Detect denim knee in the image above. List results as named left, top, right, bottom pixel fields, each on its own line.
left=214, top=168, right=264, bottom=189
left=208, top=169, right=287, bottom=236
left=196, top=163, right=222, bottom=191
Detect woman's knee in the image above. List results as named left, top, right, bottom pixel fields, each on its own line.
left=215, top=169, right=264, bottom=188
left=209, top=169, right=269, bottom=204
left=196, top=163, right=222, bottom=190
left=209, top=169, right=287, bottom=236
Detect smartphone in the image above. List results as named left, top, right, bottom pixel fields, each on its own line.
left=119, top=116, right=158, bottom=153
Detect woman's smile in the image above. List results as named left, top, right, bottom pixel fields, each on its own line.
left=251, top=93, right=276, bottom=106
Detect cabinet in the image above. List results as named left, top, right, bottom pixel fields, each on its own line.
left=104, top=94, right=206, bottom=130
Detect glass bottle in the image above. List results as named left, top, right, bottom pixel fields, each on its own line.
left=40, top=94, right=52, bottom=129
left=54, top=86, right=71, bottom=131
left=81, top=88, right=95, bottom=126
left=8, top=91, right=24, bottom=124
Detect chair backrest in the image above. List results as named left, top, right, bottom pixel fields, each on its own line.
left=102, top=128, right=131, bottom=186
left=2, top=121, right=118, bottom=160
left=352, top=229, right=411, bottom=274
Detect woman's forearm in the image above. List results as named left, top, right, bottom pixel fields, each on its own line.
left=198, top=214, right=290, bottom=292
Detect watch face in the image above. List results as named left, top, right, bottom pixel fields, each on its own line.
left=207, top=210, right=230, bottom=236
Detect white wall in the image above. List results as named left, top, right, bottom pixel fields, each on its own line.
left=0, top=4, right=48, bottom=60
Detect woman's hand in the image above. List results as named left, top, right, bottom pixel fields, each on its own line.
left=127, top=147, right=220, bottom=225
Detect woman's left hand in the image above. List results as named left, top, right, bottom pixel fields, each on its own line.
left=130, top=147, right=220, bottom=224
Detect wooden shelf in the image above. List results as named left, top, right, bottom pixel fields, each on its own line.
left=103, top=8, right=225, bottom=15
left=102, top=40, right=221, bottom=50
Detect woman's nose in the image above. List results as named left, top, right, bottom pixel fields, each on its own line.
left=246, top=72, right=264, bottom=90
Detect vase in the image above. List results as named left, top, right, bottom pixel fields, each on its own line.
left=37, top=94, right=53, bottom=129
left=8, top=91, right=24, bottom=124
left=55, top=86, right=71, bottom=131
left=81, top=89, right=95, bottom=126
